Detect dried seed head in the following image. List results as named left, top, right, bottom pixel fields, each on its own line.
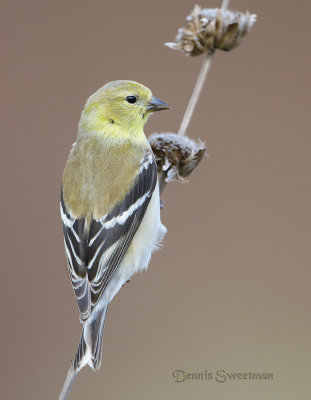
left=148, top=132, right=206, bottom=184
left=165, top=5, right=257, bottom=56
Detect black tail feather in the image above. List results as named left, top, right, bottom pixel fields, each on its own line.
left=90, top=304, right=108, bottom=370
left=72, top=304, right=109, bottom=372
left=73, top=330, right=87, bottom=372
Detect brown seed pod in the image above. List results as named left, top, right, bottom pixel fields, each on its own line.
left=165, top=5, right=256, bottom=56
left=148, top=132, right=206, bottom=186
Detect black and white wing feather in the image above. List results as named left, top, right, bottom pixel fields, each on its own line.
left=60, top=153, right=157, bottom=322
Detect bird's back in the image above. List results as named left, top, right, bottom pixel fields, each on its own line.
left=62, top=134, right=146, bottom=223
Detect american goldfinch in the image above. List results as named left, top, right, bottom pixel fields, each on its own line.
left=59, top=80, right=169, bottom=396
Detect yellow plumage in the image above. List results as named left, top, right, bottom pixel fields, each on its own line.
left=78, top=80, right=153, bottom=140
left=62, top=80, right=168, bottom=221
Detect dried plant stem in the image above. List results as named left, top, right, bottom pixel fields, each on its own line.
left=159, top=170, right=168, bottom=194
left=221, top=0, right=230, bottom=11
left=58, top=364, right=77, bottom=400
left=177, top=0, right=230, bottom=137
left=177, top=51, right=214, bottom=137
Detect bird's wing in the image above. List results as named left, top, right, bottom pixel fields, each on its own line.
left=60, top=194, right=91, bottom=321
left=61, top=152, right=158, bottom=322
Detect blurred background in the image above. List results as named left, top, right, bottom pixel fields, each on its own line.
left=1, top=0, right=310, bottom=399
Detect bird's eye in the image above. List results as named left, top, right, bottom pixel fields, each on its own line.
left=126, top=96, right=137, bottom=104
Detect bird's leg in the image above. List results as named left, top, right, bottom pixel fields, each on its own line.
left=122, top=279, right=131, bottom=288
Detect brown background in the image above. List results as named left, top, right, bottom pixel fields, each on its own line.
left=1, top=0, right=310, bottom=399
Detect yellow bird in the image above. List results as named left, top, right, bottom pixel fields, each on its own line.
left=59, top=80, right=169, bottom=399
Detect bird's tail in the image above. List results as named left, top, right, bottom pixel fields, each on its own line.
left=73, top=303, right=109, bottom=372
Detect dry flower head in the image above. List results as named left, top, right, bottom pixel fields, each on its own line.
left=165, top=5, right=256, bottom=56
left=149, top=132, right=206, bottom=184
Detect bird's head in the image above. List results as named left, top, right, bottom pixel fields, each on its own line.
left=78, top=80, right=170, bottom=140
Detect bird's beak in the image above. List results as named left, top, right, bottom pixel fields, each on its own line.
left=147, top=96, right=170, bottom=112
